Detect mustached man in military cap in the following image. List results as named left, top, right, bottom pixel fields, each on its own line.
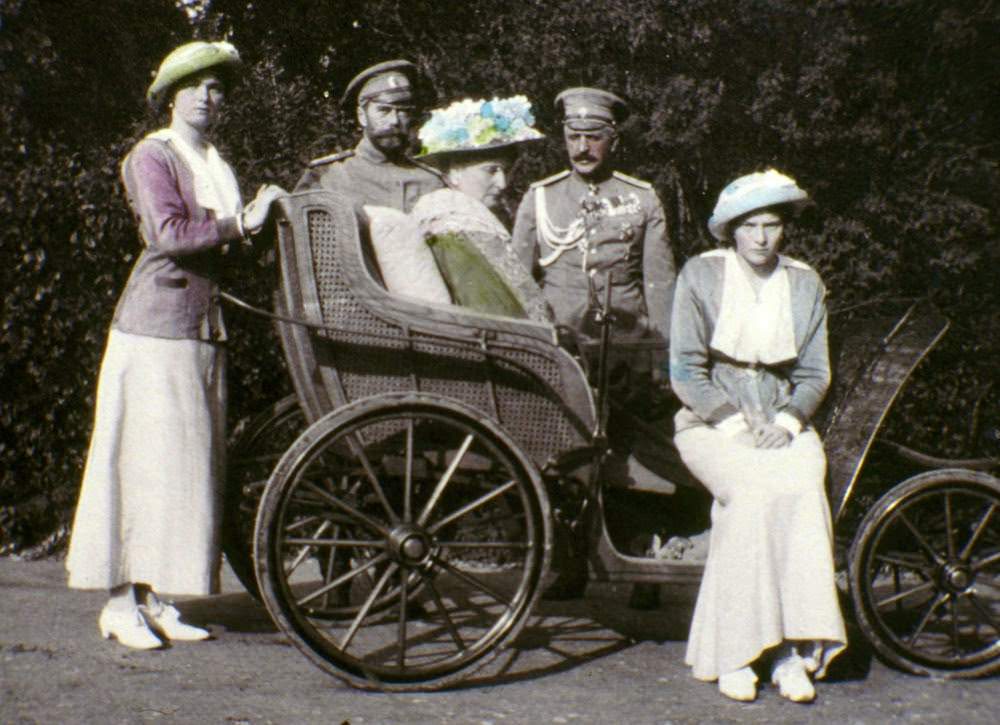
left=511, top=87, right=680, bottom=602
left=295, top=60, right=445, bottom=211
left=512, top=87, right=675, bottom=350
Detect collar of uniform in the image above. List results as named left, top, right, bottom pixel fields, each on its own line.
left=569, top=168, right=614, bottom=193
left=357, top=136, right=394, bottom=164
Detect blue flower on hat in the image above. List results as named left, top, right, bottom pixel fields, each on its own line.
left=417, top=95, right=544, bottom=157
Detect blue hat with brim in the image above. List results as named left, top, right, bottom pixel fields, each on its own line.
left=708, top=169, right=811, bottom=240
left=146, top=41, right=242, bottom=109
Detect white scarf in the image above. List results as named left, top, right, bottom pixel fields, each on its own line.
left=147, top=128, right=241, bottom=217
left=709, top=249, right=798, bottom=365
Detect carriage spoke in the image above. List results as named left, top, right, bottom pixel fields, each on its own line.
left=283, top=537, right=387, bottom=548
left=438, top=541, right=530, bottom=550
left=906, top=591, right=948, bottom=646
left=959, top=502, right=998, bottom=562
left=340, top=563, right=398, bottom=652
left=296, top=552, right=389, bottom=607
left=897, top=510, right=945, bottom=565
left=454, top=509, right=527, bottom=534
left=420, top=574, right=467, bottom=652
left=301, top=481, right=390, bottom=536
left=875, top=579, right=935, bottom=609
left=322, top=524, right=342, bottom=609
left=945, top=492, right=956, bottom=559
left=874, top=553, right=933, bottom=577
left=285, top=520, right=332, bottom=575
left=432, top=554, right=512, bottom=607
left=396, top=570, right=409, bottom=669
left=417, top=433, right=475, bottom=526
left=948, top=595, right=962, bottom=657
left=403, top=419, right=414, bottom=523
left=345, top=433, right=400, bottom=525
left=971, top=550, right=1000, bottom=573
left=428, top=479, right=518, bottom=534
left=964, top=592, right=1000, bottom=637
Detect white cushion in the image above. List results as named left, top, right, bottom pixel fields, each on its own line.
left=364, top=205, right=452, bottom=305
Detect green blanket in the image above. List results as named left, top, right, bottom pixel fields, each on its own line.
left=426, top=232, right=528, bottom=319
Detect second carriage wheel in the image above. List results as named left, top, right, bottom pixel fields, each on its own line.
left=254, top=393, right=551, bottom=691
left=223, top=394, right=305, bottom=598
left=849, top=468, right=1000, bottom=678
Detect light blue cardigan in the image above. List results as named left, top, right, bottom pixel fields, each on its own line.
left=669, top=250, right=830, bottom=432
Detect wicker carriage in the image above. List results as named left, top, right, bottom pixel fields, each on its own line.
left=222, top=190, right=1000, bottom=690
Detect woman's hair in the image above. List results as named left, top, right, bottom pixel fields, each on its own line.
left=436, top=146, right=516, bottom=175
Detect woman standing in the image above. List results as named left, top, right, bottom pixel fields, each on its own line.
left=66, top=41, right=284, bottom=649
left=670, top=170, right=846, bottom=702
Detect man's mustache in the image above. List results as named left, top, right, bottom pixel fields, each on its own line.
left=573, top=154, right=597, bottom=163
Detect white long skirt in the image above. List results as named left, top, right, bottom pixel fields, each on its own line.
left=66, top=329, right=226, bottom=596
left=676, top=425, right=846, bottom=681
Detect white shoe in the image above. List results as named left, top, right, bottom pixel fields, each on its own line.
left=98, top=606, right=163, bottom=650
left=141, top=603, right=210, bottom=641
left=771, top=652, right=816, bottom=703
left=718, top=666, right=758, bottom=701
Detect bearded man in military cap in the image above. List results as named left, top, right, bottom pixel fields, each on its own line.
left=512, top=87, right=682, bottom=603
left=296, top=59, right=445, bottom=211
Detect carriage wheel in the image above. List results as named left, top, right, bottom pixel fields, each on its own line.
left=223, top=394, right=305, bottom=598
left=849, top=469, right=1000, bottom=678
left=254, top=394, right=550, bottom=691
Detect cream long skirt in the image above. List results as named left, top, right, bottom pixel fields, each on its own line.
left=676, top=424, right=846, bottom=681
left=66, top=329, right=226, bottom=596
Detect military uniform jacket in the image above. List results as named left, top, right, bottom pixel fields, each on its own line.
left=295, top=136, right=444, bottom=213
left=511, top=170, right=676, bottom=343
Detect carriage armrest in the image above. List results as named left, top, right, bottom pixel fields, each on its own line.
left=820, top=300, right=950, bottom=520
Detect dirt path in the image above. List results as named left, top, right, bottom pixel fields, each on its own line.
left=2, top=558, right=998, bottom=724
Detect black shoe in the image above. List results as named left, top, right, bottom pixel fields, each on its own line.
left=627, top=582, right=660, bottom=610
left=542, top=573, right=588, bottom=601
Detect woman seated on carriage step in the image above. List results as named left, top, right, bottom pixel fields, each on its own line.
left=669, top=170, right=846, bottom=703
left=364, top=96, right=552, bottom=323
left=65, top=41, right=286, bottom=649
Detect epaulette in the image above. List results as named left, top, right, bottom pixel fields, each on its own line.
left=307, top=149, right=354, bottom=168
left=612, top=171, right=652, bottom=189
left=529, top=169, right=571, bottom=188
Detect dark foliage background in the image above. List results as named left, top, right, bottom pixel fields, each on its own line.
left=2, top=0, right=997, bottom=554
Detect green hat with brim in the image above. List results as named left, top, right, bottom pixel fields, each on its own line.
left=415, top=96, right=545, bottom=164
left=146, top=41, right=242, bottom=109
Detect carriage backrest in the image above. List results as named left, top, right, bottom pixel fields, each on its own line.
left=818, top=300, right=949, bottom=519
left=272, top=190, right=596, bottom=471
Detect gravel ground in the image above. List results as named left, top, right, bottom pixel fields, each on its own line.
left=2, top=557, right=998, bottom=724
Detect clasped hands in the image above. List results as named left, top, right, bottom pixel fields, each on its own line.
left=715, top=413, right=793, bottom=449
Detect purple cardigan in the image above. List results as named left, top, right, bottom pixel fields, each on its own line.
left=112, top=136, right=241, bottom=341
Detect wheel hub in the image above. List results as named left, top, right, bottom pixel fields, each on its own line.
left=389, top=525, right=433, bottom=566
left=940, top=561, right=974, bottom=593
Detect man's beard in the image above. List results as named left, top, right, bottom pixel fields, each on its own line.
left=370, top=131, right=408, bottom=155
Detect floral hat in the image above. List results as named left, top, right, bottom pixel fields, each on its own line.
left=416, top=96, right=544, bottom=161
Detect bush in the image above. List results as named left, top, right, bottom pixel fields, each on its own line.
left=1, top=0, right=997, bottom=555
